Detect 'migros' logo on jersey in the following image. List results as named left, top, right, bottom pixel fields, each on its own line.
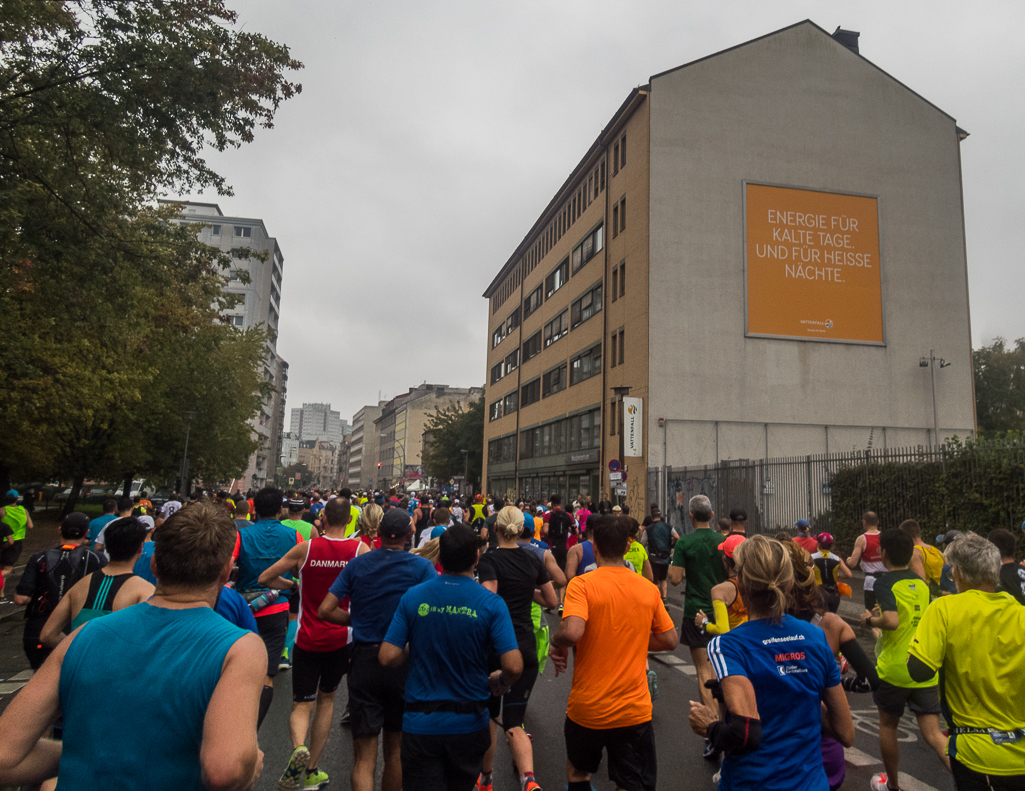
left=775, top=649, right=809, bottom=676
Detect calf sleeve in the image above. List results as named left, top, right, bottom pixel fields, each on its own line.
left=284, top=619, right=298, bottom=653
left=839, top=638, right=880, bottom=692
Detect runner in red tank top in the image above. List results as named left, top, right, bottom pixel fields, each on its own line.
left=846, top=511, right=887, bottom=611
left=259, top=496, right=370, bottom=790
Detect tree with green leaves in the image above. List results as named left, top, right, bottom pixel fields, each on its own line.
left=422, top=392, right=485, bottom=492
left=0, top=1, right=301, bottom=494
left=974, top=337, right=1025, bottom=435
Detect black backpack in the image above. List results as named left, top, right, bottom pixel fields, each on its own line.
left=648, top=520, right=672, bottom=561
left=32, top=546, right=97, bottom=618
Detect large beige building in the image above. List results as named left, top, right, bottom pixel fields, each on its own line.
left=482, top=21, right=976, bottom=515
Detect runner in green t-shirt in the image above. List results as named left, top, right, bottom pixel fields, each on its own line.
left=2, top=491, right=33, bottom=599
left=860, top=529, right=948, bottom=791
left=281, top=498, right=318, bottom=542
left=668, top=494, right=727, bottom=713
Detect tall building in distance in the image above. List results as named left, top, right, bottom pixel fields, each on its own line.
left=169, top=200, right=288, bottom=490
left=481, top=21, right=975, bottom=516
left=374, top=385, right=482, bottom=490
left=290, top=403, right=346, bottom=445
left=346, top=402, right=386, bottom=489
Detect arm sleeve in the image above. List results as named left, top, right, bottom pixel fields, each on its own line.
left=907, top=601, right=945, bottom=671
left=382, top=593, right=410, bottom=648
left=707, top=634, right=747, bottom=681
left=706, top=598, right=731, bottom=635
left=562, top=577, right=588, bottom=621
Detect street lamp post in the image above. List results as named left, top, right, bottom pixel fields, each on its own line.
left=178, top=410, right=196, bottom=494
left=919, top=351, right=951, bottom=447
left=460, top=449, right=469, bottom=497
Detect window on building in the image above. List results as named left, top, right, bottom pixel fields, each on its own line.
left=229, top=268, right=243, bottom=282
left=612, top=204, right=619, bottom=239
left=489, top=399, right=503, bottom=422
left=610, top=330, right=618, bottom=368
left=619, top=261, right=626, bottom=297
left=503, top=391, right=518, bottom=415
left=211, top=225, right=221, bottom=236
left=593, top=166, right=600, bottom=200
left=226, top=315, right=244, bottom=327
left=492, top=326, right=505, bottom=349
left=613, top=141, right=620, bottom=176
left=542, top=364, right=566, bottom=398
left=570, top=344, right=602, bottom=385
left=571, top=224, right=604, bottom=274
left=543, top=311, right=568, bottom=348
left=488, top=435, right=517, bottom=463
left=505, top=348, right=519, bottom=373
left=619, top=197, right=626, bottom=233
left=610, top=398, right=617, bottom=435
left=612, top=267, right=618, bottom=302
left=233, top=226, right=251, bottom=238
left=490, top=361, right=504, bottom=385
left=600, top=160, right=606, bottom=192
left=506, top=307, right=521, bottom=335
left=523, top=285, right=543, bottom=319
left=620, top=133, right=626, bottom=168
left=618, top=329, right=625, bottom=365
left=545, top=258, right=569, bottom=300
left=521, top=377, right=541, bottom=407
left=570, top=282, right=602, bottom=328
left=523, top=330, right=542, bottom=362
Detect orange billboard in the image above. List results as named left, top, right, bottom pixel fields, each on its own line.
left=745, top=183, right=883, bottom=344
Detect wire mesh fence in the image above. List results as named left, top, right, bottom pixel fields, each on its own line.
left=648, top=441, right=1025, bottom=556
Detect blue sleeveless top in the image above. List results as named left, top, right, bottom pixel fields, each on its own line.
left=58, top=603, right=246, bottom=790
left=235, top=519, right=298, bottom=595
left=580, top=540, right=596, bottom=574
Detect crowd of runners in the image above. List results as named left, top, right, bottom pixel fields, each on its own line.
left=0, top=485, right=1021, bottom=791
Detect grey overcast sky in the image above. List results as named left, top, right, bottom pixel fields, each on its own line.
left=185, top=1, right=1025, bottom=424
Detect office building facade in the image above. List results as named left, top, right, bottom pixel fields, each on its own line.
left=346, top=402, right=385, bottom=489
left=481, top=22, right=976, bottom=515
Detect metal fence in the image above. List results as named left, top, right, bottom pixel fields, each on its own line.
left=647, top=442, right=1025, bottom=555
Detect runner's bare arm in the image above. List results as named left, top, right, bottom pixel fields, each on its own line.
left=689, top=674, right=759, bottom=737
left=846, top=534, right=865, bottom=567
left=481, top=580, right=498, bottom=593
left=490, top=648, right=523, bottom=694
left=200, top=632, right=265, bottom=791
left=378, top=641, right=408, bottom=667
left=257, top=542, right=306, bottom=588
left=544, top=550, right=567, bottom=589
left=821, top=684, right=855, bottom=747
left=317, top=591, right=350, bottom=626
left=356, top=541, right=371, bottom=556
left=39, top=578, right=87, bottom=648
left=534, top=581, right=557, bottom=610
left=551, top=614, right=586, bottom=648
left=649, top=626, right=678, bottom=652
left=0, top=630, right=74, bottom=784
left=837, top=558, right=853, bottom=580
left=641, top=559, right=654, bottom=583
left=668, top=564, right=685, bottom=586
left=909, top=550, right=927, bottom=582
left=564, top=545, right=581, bottom=581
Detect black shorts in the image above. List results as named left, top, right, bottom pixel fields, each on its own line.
left=650, top=561, right=668, bottom=583
left=679, top=617, right=710, bottom=650
left=551, top=545, right=568, bottom=571
left=292, top=644, right=351, bottom=702
left=23, top=637, right=51, bottom=671
left=1, top=540, right=23, bottom=568
left=951, top=755, right=1025, bottom=791
left=255, top=610, right=289, bottom=677
left=348, top=642, right=407, bottom=738
left=486, top=653, right=539, bottom=731
left=289, top=592, right=300, bottom=614
left=873, top=680, right=941, bottom=717
left=401, top=727, right=490, bottom=791
left=565, top=716, right=657, bottom=791
left=864, top=586, right=877, bottom=611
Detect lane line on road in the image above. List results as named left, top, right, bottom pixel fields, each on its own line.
left=844, top=746, right=879, bottom=766
left=897, top=772, right=940, bottom=791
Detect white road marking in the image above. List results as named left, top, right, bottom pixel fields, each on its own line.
left=10, top=670, right=32, bottom=681
left=897, top=772, right=940, bottom=791
left=844, top=746, right=879, bottom=766
left=0, top=682, right=27, bottom=695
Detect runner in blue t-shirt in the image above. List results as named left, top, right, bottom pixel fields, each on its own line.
left=319, top=509, right=435, bottom=791
left=380, top=524, right=522, bottom=791
left=689, top=536, right=854, bottom=791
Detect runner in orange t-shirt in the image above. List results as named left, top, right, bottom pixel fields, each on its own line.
left=550, top=515, right=677, bottom=791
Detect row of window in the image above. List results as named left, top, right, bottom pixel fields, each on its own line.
left=488, top=434, right=517, bottom=463
left=613, top=133, right=627, bottom=176
left=491, top=155, right=607, bottom=316
left=492, top=307, right=522, bottom=348
left=214, top=225, right=252, bottom=238
left=609, top=329, right=626, bottom=368
left=492, top=342, right=603, bottom=421
left=520, top=408, right=602, bottom=459
left=612, top=196, right=626, bottom=238
left=491, top=270, right=611, bottom=387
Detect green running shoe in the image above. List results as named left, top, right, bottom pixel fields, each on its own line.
left=304, top=768, right=330, bottom=789
left=277, top=746, right=309, bottom=791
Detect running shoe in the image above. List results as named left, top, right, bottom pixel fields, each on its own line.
left=339, top=706, right=351, bottom=726
left=647, top=669, right=659, bottom=701
left=839, top=656, right=850, bottom=676
left=277, top=746, right=309, bottom=791
left=523, top=781, right=542, bottom=791
left=870, top=772, right=901, bottom=791
left=476, top=773, right=493, bottom=791
left=303, top=769, right=329, bottom=789
left=702, top=738, right=721, bottom=760
left=557, top=604, right=563, bottom=615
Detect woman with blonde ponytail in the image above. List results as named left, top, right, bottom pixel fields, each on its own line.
left=689, top=535, right=854, bottom=791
